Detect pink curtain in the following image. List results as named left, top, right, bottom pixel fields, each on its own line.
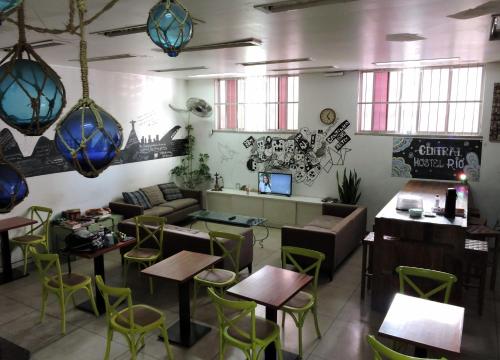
left=226, top=79, right=238, bottom=129
left=372, top=72, right=389, bottom=131
left=278, top=76, right=288, bottom=129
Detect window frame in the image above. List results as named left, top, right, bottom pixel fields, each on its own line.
left=213, top=75, right=299, bottom=133
left=356, top=64, right=485, bottom=138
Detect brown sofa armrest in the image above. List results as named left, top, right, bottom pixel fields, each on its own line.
left=322, top=203, right=362, bottom=217
left=109, top=201, right=144, bottom=219
left=330, top=205, right=367, bottom=265
left=180, top=189, right=203, bottom=204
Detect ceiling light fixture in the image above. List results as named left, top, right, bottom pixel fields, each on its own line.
left=151, top=66, right=208, bottom=72
left=91, top=18, right=205, bottom=37
left=490, top=14, right=500, bottom=40
left=152, top=38, right=262, bottom=53
left=188, top=73, right=244, bottom=78
left=271, top=65, right=336, bottom=72
left=324, top=71, right=345, bottom=77
left=1, top=39, right=67, bottom=52
left=239, top=57, right=311, bottom=66
left=254, top=0, right=357, bottom=13
left=373, top=57, right=460, bottom=66
left=68, top=53, right=140, bottom=62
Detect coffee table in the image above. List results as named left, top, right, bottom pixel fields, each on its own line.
left=0, top=217, right=37, bottom=284
left=189, top=210, right=269, bottom=248
left=227, top=265, right=313, bottom=360
left=379, top=293, right=464, bottom=356
left=142, top=250, right=221, bottom=347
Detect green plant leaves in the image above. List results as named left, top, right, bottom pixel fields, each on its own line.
left=336, top=168, right=362, bottom=205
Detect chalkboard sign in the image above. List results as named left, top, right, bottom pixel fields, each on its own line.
left=392, top=137, right=482, bottom=181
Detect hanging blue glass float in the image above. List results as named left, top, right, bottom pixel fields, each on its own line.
left=55, top=100, right=123, bottom=178
left=147, top=0, right=193, bottom=57
left=0, top=0, right=22, bottom=16
left=0, top=159, right=28, bottom=213
left=0, top=57, right=66, bottom=136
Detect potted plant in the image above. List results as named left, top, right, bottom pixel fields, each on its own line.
left=171, top=124, right=212, bottom=189
left=336, top=168, right=361, bottom=205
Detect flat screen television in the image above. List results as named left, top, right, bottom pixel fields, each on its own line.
left=258, top=172, right=292, bottom=197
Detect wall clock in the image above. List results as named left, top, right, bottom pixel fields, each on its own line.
left=320, top=108, right=336, bottom=125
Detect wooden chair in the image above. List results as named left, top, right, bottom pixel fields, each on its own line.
left=123, top=215, right=164, bottom=294
left=396, top=266, right=457, bottom=303
left=367, top=335, right=446, bottom=360
left=10, top=206, right=53, bottom=275
left=463, top=239, right=488, bottom=315
left=466, top=224, right=499, bottom=290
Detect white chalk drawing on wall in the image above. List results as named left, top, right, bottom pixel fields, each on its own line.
left=218, top=142, right=238, bottom=162
left=243, top=121, right=352, bottom=186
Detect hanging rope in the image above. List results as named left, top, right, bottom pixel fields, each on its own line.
left=77, top=0, right=89, bottom=100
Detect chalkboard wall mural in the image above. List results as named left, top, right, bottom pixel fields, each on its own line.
left=489, top=83, right=500, bottom=142
left=244, top=121, right=352, bottom=186
left=0, top=121, right=188, bottom=178
left=392, top=137, right=482, bottom=181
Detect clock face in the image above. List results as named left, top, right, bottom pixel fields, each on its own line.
left=320, top=108, right=336, bottom=125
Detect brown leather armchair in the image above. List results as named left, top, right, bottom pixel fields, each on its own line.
left=281, top=203, right=367, bottom=281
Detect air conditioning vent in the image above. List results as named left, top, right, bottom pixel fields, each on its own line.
left=92, top=18, right=205, bottom=37
left=151, top=66, right=208, bottom=73
left=324, top=71, right=345, bottom=77
left=1, top=39, right=67, bottom=52
left=238, top=57, right=311, bottom=66
left=255, top=0, right=357, bottom=13
left=68, top=54, right=140, bottom=62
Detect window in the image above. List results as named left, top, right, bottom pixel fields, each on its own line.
left=357, top=65, right=483, bottom=136
left=215, top=75, right=299, bottom=131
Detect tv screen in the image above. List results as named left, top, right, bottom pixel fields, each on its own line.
left=258, top=172, right=292, bottom=197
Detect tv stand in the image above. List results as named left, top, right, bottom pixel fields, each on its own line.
left=206, top=189, right=323, bottom=228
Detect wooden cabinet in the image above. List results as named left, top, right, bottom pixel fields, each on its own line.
left=206, top=189, right=322, bottom=228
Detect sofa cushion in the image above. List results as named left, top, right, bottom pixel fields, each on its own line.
left=140, top=185, right=165, bottom=206
left=163, top=198, right=198, bottom=210
left=158, top=182, right=183, bottom=201
left=143, top=206, right=174, bottom=217
left=122, top=191, right=152, bottom=209
left=307, top=215, right=344, bottom=230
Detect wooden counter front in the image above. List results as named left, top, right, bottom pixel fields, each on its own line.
left=371, top=180, right=468, bottom=311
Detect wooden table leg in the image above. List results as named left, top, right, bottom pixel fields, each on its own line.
left=76, top=254, right=106, bottom=315
left=361, top=242, right=368, bottom=299
left=0, top=230, right=27, bottom=284
left=265, top=307, right=300, bottom=360
left=490, top=235, right=498, bottom=291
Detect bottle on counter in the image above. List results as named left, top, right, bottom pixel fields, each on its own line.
left=433, top=194, right=440, bottom=212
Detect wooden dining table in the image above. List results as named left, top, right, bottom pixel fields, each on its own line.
left=0, top=216, right=37, bottom=284
left=379, top=293, right=464, bottom=357
left=227, top=265, right=313, bottom=360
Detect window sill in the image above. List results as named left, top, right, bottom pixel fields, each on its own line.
left=354, top=132, right=483, bottom=139
left=212, top=129, right=298, bottom=135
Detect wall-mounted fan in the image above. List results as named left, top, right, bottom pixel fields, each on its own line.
left=169, top=98, right=213, bottom=118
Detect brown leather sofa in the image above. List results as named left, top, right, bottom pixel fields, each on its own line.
left=118, top=220, right=253, bottom=273
left=109, top=189, right=202, bottom=224
left=281, top=203, right=367, bottom=280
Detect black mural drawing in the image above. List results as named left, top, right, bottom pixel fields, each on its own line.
left=0, top=120, right=188, bottom=178
left=244, top=121, right=352, bottom=186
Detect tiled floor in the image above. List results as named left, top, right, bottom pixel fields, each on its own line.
left=0, top=222, right=497, bottom=360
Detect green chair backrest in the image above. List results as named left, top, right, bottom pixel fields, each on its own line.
left=208, top=231, right=244, bottom=274
left=134, top=215, right=165, bottom=253
left=207, top=287, right=257, bottom=344
left=95, top=275, right=135, bottom=327
left=281, top=246, right=325, bottom=296
left=29, top=248, right=63, bottom=289
left=367, top=335, right=446, bottom=360
left=28, top=206, right=53, bottom=239
left=396, top=266, right=457, bottom=304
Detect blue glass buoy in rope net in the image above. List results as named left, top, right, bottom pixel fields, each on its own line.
left=0, top=0, right=22, bottom=16
left=0, top=58, right=66, bottom=136
left=147, top=0, right=193, bottom=57
left=0, top=159, right=28, bottom=213
left=55, top=100, right=123, bottom=178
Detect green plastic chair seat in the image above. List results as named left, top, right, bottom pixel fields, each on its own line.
left=227, top=316, right=280, bottom=343
left=48, top=273, right=90, bottom=288
left=124, top=248, right=160, bottom=260
left=114, top=305, right=163, bottom=329
left=11, top=234, right=44, bottom=244
left=195, top=268, right=236, bottom=285
left=283, top=291, right=314, bottom=310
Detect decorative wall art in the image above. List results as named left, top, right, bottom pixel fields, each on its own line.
left=489, top=83, right=500, bottom=142
left=217, top=142, right=237, bottom=163
left=0, top=123, right=188, bottom=178
left=392, top=137, right=482, bottom=181
left=244, top=121, right=353, bottom=186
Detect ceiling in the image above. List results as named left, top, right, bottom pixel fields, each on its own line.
left=1, top=0, right=500, bottom=79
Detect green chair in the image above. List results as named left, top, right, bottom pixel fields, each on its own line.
left=280, top=246, right=325, bottom=359
left=95, top=275, right=173, bottom=360
left=11, top=205, right=53, bottom=275
left=29, top=248, right=98, bottom=334
left=207, top=287, right=283, bottom=360
left=123, top=215, right=165, bottom=294
left=367, top=335, right=447, bottom=360
left=192, top=231, right=244, bottom=317
left=396, top=266, right=458, bottom=303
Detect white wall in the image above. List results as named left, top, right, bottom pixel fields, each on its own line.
left=0, top=66, right=189, bottom=263
left=187, top=63, right=500, bottom=227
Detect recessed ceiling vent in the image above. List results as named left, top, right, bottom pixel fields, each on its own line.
left=447, top=1, right=500, bottom=19
left=1, top=39, right=67, bottom=52
left=68, top=54, right=140, bottom=62
left=239, top=57, right=311, bottom=66
left=271, top=65, right=335, bottom=72
left=386, top=33, right=426, bottom=42
left=92, top=18, right=205, bottom=37
left=151, top=66, right=208, bottom=73
left=255, top=0, right=358, bottom=13
left=152, top=38, right=262, bottom=53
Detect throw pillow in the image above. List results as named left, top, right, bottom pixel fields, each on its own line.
left=140, top=185, right=165, bottom=206
left=122, top=190, right=152, bottom=209
left=159, top=182, right=183, bottom=201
